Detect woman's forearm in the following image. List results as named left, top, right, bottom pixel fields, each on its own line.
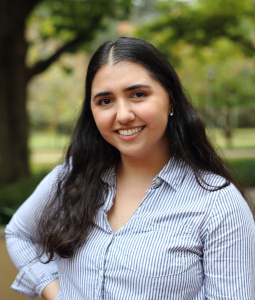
left=42, top=279, right=60, bottom=300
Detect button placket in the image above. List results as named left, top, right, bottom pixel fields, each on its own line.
left=96, top=269, right=104, bottom=298
left=108, top=233, right=113, bottom=242
left=99, top=270, right=103, bottom=278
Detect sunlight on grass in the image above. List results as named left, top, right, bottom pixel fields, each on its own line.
left=208, top=128, right=255, bottom=150
left=28, top=128, right=255, bottom=169
left=30, top=128, right=255, bottom=153
left=29, top=131, right=70, bottom=151
left=29, top=131, right=69, bottom=167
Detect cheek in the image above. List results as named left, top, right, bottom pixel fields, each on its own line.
left=93, top=111, right=112, bottom=134
left=140, top=106, right=169, bottom=129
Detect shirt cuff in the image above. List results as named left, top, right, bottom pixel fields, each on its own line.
left=11, top=260, right=58, bottom=298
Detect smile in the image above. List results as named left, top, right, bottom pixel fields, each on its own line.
left=117, top=126, right=144, bottom=136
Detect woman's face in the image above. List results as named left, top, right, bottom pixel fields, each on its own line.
left=90, top=61, right=171, bottom=161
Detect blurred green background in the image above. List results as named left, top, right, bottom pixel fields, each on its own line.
left=1, top=0, right=255, bottom=225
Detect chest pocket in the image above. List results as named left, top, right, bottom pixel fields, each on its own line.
left=122, top=225, right=197, bottom=278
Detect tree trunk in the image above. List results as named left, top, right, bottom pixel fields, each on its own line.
left=0, top=54, right=30, bottom=184
left=0, top=0, right=40, bottom=184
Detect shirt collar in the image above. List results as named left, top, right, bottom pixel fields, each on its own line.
left=155, top=157, right=189, bottom=191
left=101, top=157, right=189, bottom=191
left=101, top=166, right=116, bottom=186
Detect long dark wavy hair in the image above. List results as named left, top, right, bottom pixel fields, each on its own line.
left=38, top=37, right=246, bottom=261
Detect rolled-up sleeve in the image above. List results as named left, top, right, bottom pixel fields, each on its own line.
left=203, top=185, right=255, bottom=299
left=5, top=165, right=64, bottom=298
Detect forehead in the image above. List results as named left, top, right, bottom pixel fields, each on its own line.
left=91, top=61, right=155, bottom=92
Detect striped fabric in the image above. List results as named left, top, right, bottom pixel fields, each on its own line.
left=5, top=158, right=255, bottom=299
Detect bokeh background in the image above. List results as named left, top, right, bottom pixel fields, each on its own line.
left=1, top=0, right=255, bottom=298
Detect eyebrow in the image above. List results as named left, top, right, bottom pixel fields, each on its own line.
left=92, top=91, right=112, bottom=101
left=124, top=84, right=151, bottom=92
left=92, top=84, right=152, bottom=101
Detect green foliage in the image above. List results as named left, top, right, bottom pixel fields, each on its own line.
left=136, top=0, right=255, bottom=62
left=28, top=0, right=132, bottom=41
left=28, top=53, right=86, bottom=133
left=26, top=0, right=132, bottom=66
left=143, top=0, right=255, bottom=54
left=0, top=169, right=52, bottom=225
left=227, top=158, right=255, bottom=187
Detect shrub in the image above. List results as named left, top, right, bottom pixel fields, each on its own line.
left=0, top=163, right=56, bottom=225
left=227, top=157, right=255, bottom=187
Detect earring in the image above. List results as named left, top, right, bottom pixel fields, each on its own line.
left=169, top=108, right=174, bottom=116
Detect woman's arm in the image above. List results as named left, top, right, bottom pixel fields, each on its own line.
left=42, top=279, right=60, bottom=300
left=203, top=184, right=255, bottom=299
left=5, top=165, right=64, bottom=298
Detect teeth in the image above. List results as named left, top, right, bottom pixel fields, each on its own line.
left=118, top=126, right=144, bottom=136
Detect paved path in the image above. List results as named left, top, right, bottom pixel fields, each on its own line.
left=247, top=187, right=255, bottom=200
left=221, top=149, right=255, bottom=158
left=0, top=238, right=40, bottom=300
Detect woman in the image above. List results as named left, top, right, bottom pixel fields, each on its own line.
left=6, top=37, right=255, bottom=299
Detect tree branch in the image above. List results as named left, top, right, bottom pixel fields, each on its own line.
left=228, top=34, right=255, bottom=54
left=28, top=35, right=87, bottom=78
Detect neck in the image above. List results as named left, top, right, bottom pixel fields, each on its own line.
left=118, top=150, right=171, bottom=182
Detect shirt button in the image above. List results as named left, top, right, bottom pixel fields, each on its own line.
left=155, top=178, right=161, bottom=185
left=109, top=233, right=113, bottom=241
left=99, top=270, right=103, bottom=277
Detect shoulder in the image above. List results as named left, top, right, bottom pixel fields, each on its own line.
left=35, top=162, right=69, bottom=191
left=165, top=158, right=252, bottom=219
left=182, top=164, right=252, bottom=218
left=17, top=162, right=70, bottom=212
left=211, top=183, right=252, bottom=221
left=5, top=162, right=71, bottom=237
left=201, top=182, right=255, bottom=244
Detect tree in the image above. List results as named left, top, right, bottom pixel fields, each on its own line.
left=136, top=0, right=255, bottom=57
left=0, top=0, right=132, bottom=184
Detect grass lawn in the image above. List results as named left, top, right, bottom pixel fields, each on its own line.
left=29, top=131, right=69, bottom=171
left=29, top=131, right=70, bottom=151
left=29, top=128, right=255, bottom=153
left=28, top=128, right=255, bottom=170
left=208, top=128, right=255, bottom=150
left=28, top=128, right=255, bottom=176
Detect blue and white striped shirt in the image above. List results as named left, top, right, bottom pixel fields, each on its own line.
left=5, top=158, right=255, bottom=299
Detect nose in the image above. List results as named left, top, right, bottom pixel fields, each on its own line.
left=116, top=100, right=135, bottom=124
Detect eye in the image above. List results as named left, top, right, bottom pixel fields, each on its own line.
left=98, top=98, right=112, bottom=106
left=132, top=91, right=147, bottom=98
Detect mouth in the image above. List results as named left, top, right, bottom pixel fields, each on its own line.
left=117, top=126, right=145, bottom=136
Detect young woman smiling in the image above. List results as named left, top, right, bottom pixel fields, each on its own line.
left=6, top=37, right=255, bottom=300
